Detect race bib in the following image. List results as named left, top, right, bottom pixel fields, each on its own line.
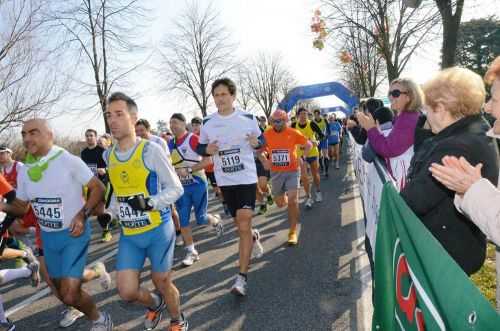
left=32, top=197, right=63, bottom=229
left=87, top=163, right=98, bottom=175
left=117, top=196, right=151, bottom=229
left=219, top=148, right=244, bottom=173
left=176, top=167, right=195, bottom=185
left=271, top=149, right=290, bottom=167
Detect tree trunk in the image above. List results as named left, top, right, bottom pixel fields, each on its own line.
left=435, top=0, right=464, bottom=68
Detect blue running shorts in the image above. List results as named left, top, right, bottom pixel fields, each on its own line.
left=175, top=180, right=209, bottom=228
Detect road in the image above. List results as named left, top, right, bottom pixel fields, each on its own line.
left=2, top=151, right=372, bottom=331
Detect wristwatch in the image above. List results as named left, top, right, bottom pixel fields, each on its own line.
left=146, top=198, right=155, bottom=210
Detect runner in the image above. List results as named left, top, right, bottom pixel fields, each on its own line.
left=1, top=119, right=113, bottom=331
left=291, top=108, right=325, bottom=209
left=255, top=116, right=273, bottom=215
left=104, top=92, right=188, bottom=331
left=197, top=77, right=264, bottom=296
left=260, top=110, right=312, bottom=245
left=327, top=113, right=343, bottom=169
left=81, top=129, right=113, bottom=242
left=168, top=113, right=223, bottom=267
left=313, top=109, right=330, bottom=177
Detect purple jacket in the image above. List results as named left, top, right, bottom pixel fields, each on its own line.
left=367, top=111, right=419, bottom=158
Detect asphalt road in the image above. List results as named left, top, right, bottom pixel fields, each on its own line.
left=3, top=149, right=372, bottom=331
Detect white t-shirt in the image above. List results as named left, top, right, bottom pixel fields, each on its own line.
left=17, top=146, right=93, bottom=232
left=199, top=109, right=261, bottom=186
left=149, top=135, right=170, bottom=156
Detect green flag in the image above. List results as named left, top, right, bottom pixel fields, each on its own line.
left=372, top=183, right=500, bottom=331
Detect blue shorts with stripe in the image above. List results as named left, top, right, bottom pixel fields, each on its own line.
left=175, top=179, right=209, bottom=228
left=116, top=221, right=175, bottom=273
left=41, top=222, right=91, bottom=279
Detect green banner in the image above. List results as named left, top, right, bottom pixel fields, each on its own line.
left=373, top=183, right=500, bottom=330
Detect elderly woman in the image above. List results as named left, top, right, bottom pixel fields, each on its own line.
left=430, top=57, right=500, bottom=246
left=400, top=67, right=499, bottom=275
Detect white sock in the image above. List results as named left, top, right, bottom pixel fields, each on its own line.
left=0, top=267, right=31, bottom=284
left=186, top=244, right=196, bottom=253
left=95, top=312, right=105, bottom=323
left=0, top=295, right=6, bottom=323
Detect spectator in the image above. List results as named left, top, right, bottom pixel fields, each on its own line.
left=348, top=98, right=383, bottom=145
left=429, top=56, right=500, bottom=246
left=401, top=67, right=499, bottom=275
left=362, top=107, right=394, bottom=163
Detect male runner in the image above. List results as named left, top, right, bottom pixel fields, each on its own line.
left=255, top=116, right=273, bottom=215
left=261, top=110, right=311, bottom=245
left=105, top=92, right=188, bottom=331
left=313, top=109, right=330, bottom=177
left=197, top=77, right=264, bottom=296
left=1, top=119, right=113, bottom=331
left=291, top=108, right=325, bottom=208
left=168, top=113, right=223, bottom=267
left=81, top=129, right=113, bottom=242
left=327, top=114, right=343, bottom=169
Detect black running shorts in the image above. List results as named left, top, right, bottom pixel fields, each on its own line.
left=220, top=183, right=257, bottom=218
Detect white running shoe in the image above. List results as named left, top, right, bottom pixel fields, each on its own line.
left=90, top=312, right=113, bottom=331
left=59, top=307, right=85, bottom=328
left=212, top=215, right=224, bottom=238
left=251, top=229, right=264, bottom=259
left=93, top=262, right=112, bottom=290
left=230, top=274, right=247, bottom=296
left=315, top=191, right=323, bottom=203
left=175, top=234, right=184, bottom=247
left=336, top=160, right=340, bottom=169
left=27, top=260, right=40, bottom=287
left=182, top=250, right=200, bottom=267
left=305, top=197, right=314, bottom=209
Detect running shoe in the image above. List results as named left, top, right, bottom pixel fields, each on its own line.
left=288, top=230, right=298, bottom=246
left=266, top=195, right=274, bottom=206
left=305, top=197, right=314, bottom=209
left=22, top=246, right=36, bottom=264
left=0, top=318, right=15, bottom=331
left=212, top=215, right=224, bottom=238
left=257, top=204, right=267, bottom=215
left=93, top=262, right=112, bottom=290
left=315, top=191, right=323, bottom=203
left=167, top=314, right=189, bottom=331
left=144, top=294, right=166, bottom=331
left=230, top=274, right=247, bottom=297
left=59, top=307, right=84, bottom=328
left=336, top=160, right=340, bottom=169
left=101, top=230, right=112, bottom=243
left=175, top=234, right=184, bottom=247
left=182, top=250, right=200, bottom=267
left=90, top=312, right=113, bottom=331
left=251, top=229, right=264, bottom=259
left=27, top=260, right=40, bottom=287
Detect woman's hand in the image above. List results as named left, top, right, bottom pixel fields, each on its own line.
left=356, top=112, right=376, bottom=130
left=429, top=156, right=483, bottom=196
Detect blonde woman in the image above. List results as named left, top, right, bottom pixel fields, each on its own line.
left=430, top=56, right=500, bottom=246
left=401, top=67, right=499, bottom=275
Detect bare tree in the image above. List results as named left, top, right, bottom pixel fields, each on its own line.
left=160, top=1, right=237, bottom=117
left=45, top=0, right=150, bottom=132
left=235, top=65, right=255, bottom=112
left=434, top=0, right=465, bottom=68
left=322, top=0, right=440, bottom=81
left=0, top=0, right=63, bottom=134
left=245, top=52, right=296, bottom=118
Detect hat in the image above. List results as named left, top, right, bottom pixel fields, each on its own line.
left=373, top=107, right=394, bottom=125
left=0, top=146, right=12, bottom=153
left=191, top=116, right=202, bottom=125
left=170, top=113, right=186, bottom=122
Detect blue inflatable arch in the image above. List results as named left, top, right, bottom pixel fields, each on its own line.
left=277, top=82, right=359, bottom=115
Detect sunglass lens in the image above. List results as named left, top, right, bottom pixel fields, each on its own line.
left=389, top=90, right=401, bottom=98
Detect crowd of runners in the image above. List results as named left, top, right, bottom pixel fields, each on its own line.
left=0, top=77, right=347, bottom=331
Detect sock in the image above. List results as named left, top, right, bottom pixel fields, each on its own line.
left=0, top=267, right=31, bottom=284
left=0, top=295, right=6, bottom=323
left=176, top=230, right=181, bottom=236
left=95, top=312, right=106, bottom=324
left=149, top=292, right=161, bottom=309
left=171, top=313, right=184, bottom=324
left=239, top=272, right=248, bottom=281
left=186, top=244, right=196, bottom=253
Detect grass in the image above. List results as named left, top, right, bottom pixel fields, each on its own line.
left=471, top=243, right=497, bottom=308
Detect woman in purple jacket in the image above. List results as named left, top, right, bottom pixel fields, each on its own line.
left=357, top=78, right=423, bottom=158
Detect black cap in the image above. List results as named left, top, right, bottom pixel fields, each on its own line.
left=191, top=116, right=202, bottom=125
left=171, top=113, right=186, bottom=122
left=373, top=107, right=394, bottom=125
left=0, top=145, right=12, bottom=153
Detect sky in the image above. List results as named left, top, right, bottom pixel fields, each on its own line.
left=49, top=0, right=500, bottom=139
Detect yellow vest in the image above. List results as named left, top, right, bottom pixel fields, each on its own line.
left=108, top=140, right=166, bottom=235
left=295, top=121, right=319, bottom=158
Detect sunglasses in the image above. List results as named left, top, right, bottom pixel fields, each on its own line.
left=271, top=119, right=285, bottom=124
left=388, top=89, right=409, bottom=98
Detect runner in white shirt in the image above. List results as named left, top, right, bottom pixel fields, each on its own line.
left=1, top=119, right=113, bottom=331
left=197, top=78, right=264, bottom=296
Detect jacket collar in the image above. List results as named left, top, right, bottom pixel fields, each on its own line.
left=434, top=114, right=489, bottom=141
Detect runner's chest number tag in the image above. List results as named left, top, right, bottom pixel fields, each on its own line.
left=219, top=148, right=244, bottom=173
left=87, top=163, right=98, bottom=175
left=176, top=167, right=195, bottom=185
left=117, top=196, right=151, bottom=229
left=32, top=198, right=63, bottom=229
left=272, top=149, right=290, bottom=167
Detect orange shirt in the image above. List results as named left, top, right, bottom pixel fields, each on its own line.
left=0, top=174, right=13, bottom=196
left=263, top=127, right=308, bottom=172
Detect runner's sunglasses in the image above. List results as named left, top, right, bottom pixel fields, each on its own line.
left=388, top=89, right=409, bottom=98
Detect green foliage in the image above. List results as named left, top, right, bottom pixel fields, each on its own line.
left=471, top=243, right=497, bottom=308
left=456, top=17, right=500, bottom=78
